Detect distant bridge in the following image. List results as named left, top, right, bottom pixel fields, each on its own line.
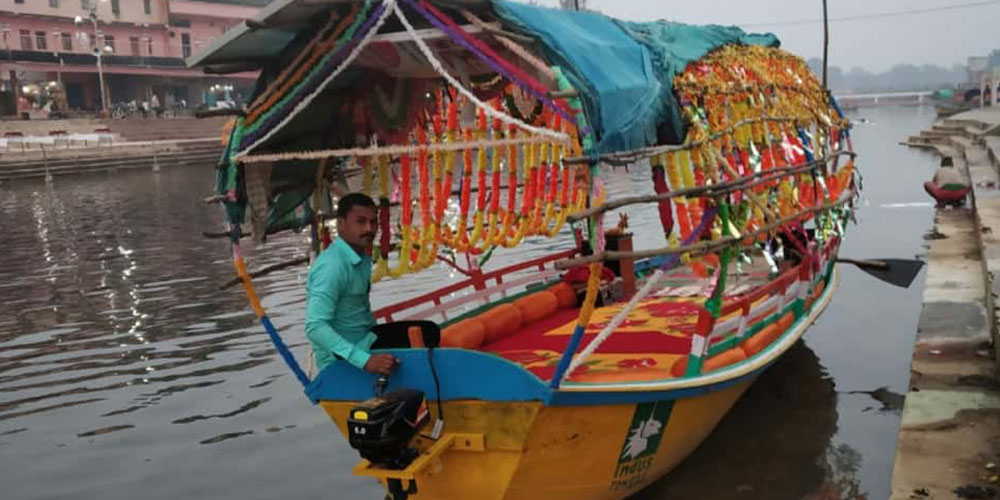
left=833, top=91, right=935, bottom=106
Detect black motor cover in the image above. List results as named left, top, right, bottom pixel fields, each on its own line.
left=347, top=388, right=429, bottom=469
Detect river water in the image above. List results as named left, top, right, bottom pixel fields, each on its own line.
left=0, top=105, right=939, bottom=499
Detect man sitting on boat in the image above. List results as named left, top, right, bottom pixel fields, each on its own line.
left=923, top=157, right=970, bottom=208
left=305, top=193, right=439, bottom=376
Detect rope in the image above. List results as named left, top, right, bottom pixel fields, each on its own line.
left=239, top=3, right=375, bottom=147
left=549, top=261, right=602, bottom=389
left=562, top=269, right=665, bottom=381
left=406, top=0, right=575, bottom=125
left=557, top=204, right=718, bottom=383
left=245, top=8, right=357, bottom=126
left=391, top=3, right=569, bottom=142
left=236, top=0, right=396, bottom=157
left=458, top=9, right=555, bottom=81
left=238, top=134, right=566, bottom=164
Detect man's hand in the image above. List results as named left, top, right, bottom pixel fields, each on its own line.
left=363, top=353, right=398, bottom=375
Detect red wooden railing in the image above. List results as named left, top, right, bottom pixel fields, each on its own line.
left=373, top=248, right=578, bottom=322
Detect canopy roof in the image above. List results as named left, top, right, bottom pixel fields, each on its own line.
left=187, top=0, right=489, bottom=71
left=191, top=0, right=778, bottom=156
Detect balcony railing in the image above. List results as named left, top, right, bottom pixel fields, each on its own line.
left=2, top=49, right=186, bottom=68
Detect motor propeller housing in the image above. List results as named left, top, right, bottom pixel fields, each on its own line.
left=347, top=388, right=429, bottom=470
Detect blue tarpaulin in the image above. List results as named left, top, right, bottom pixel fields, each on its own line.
left=492, top=1, right=779, bottom=154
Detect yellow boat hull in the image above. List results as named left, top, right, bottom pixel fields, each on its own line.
left=311, top=266, right=839, bottom=499
left=321, top=377, right=753, bottom=499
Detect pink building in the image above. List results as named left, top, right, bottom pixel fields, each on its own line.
left=0, top=0, right=265, bottom=115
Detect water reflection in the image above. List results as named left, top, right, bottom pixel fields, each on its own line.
left=632, top=341, right=863, bottom=499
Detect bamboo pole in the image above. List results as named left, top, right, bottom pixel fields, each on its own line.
left=822, top=0, right=830, bottom=89
left=555, top=193, right=853, bottom=269
left=567, top=151, right=855, bottom=222
left=562, top=116, right=804, bottom=166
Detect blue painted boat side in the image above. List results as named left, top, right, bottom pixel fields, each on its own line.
left=305, top=348, right=550, bottom=404
left=305, top=348, right=766, bottom=406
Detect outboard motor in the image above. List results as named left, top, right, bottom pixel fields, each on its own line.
left=347, top=375, right=429, bottom=470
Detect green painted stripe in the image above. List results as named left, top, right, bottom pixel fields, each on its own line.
left=703, top=277, right=825, bottom=358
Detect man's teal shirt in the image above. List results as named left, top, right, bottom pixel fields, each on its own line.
left=305, top=238, right=377, bottom=371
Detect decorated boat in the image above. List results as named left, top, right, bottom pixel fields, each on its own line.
left=191, top=1, right=857, bottom=498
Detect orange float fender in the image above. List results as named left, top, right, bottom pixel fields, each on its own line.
left=740, top=323, right=782, bottom=356
left=514, top=291, right=559, bottom=324
left=440, top=318, right=486, bottom=350
left=479, top=303, right=523, bottom=343
left=777, top=311, right=795, bottom=331
left=670, top=347, right=748, bottom=377
left=812, top=280, right=825, bottom=300
left=549, top=281, right=578, bottom=309
left=569, top=367, right=675, bottom=383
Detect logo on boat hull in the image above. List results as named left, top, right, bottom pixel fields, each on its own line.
left=610, top=400, right=674, bottom=493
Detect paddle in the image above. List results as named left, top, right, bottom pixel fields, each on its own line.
left=837, top=258, right=925, bottom=288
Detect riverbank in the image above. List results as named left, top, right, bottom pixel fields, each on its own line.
left=893, top=108, right=1000, bottom=499
left=0, top=116, right=228, bottom=181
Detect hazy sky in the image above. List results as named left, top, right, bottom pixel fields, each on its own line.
left=527, top=0, right=1000, bottom=71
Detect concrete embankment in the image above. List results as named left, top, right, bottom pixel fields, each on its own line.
left=891, top=108, right=1000, bottom=499
left=0, top=116, right=228, bottom=181
left=0, top=139, right=223, bottom=181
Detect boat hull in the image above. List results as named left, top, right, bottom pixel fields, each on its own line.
left=321, top=378, right=753, bottom=500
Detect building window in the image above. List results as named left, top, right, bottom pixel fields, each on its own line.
left=35, top=31, right=48, bottom=50
left=15, top=0, right=24, bottom=4
left=110, top=0, right=120, bottom=15
left=61, top=32, right=72, bottom=51
left=81, top=0, right=90, bottom=9
left=145, top=37, right=153, bottom=56
left=49, top=0, right=59, bottom=7
left=143, top=0, right=152, bottom=15
left=104, top=34, right=115, bottom=53
left=181, top=32, right=191, bottom=58
left=130, top=36, right=139, bottom=56
left=19, top=30, right=31, bottom=50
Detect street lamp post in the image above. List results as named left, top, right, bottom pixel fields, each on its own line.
left=75, top=0, right=110, bottom=114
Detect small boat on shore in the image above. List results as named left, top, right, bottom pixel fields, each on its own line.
left=191, top=1, right=856, bottom=498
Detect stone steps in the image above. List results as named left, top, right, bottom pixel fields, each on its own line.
left=105, top=116, right=230, bottom=142
left=0, top=142, right=222, bottom=170
left=0, top=147, right=222, bottom=181
left=893, top=109, right=1000, bottom=499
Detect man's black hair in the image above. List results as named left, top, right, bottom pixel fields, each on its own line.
left=337, top=192, right=376, bottom=218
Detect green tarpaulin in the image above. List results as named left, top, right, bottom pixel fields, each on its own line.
left=492, top=0, right=779, bottom=153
